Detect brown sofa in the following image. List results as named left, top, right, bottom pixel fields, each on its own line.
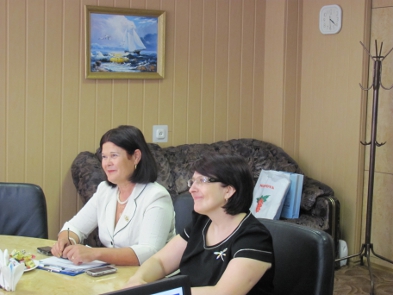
left=71, top=138, right=340, bottom=255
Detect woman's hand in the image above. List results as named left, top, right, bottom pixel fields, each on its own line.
left=51, top=236, right=72, bottom=258
left=62, top=245, right=96, bottom=265
left=51, top=230, right=80, bottom=258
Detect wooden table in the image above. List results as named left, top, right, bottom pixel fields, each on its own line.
left=0, top=235, right=138, bottom=294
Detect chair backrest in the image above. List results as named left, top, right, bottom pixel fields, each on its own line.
left=258, top=218, right=335, bottom=295
left=173, top=193, right=194, bottom=234
left=0, top=182, right=48, bottom=239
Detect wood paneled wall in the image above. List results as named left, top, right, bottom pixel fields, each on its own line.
left=3, top=0, right=391, bottom=270
left=298, top=0, right=370, bottom=265
left=0, top=0, right=268, bottom=239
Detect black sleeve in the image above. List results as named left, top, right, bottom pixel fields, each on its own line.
left=232, top=223, right=274, bottom=264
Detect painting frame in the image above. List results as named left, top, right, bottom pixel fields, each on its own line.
left=85, top=5, right=165, bottom=79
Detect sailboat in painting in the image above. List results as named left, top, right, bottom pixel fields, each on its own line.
left=122, top=24, right=146, bottom=55
left=90, top=12, right=159, bottom=73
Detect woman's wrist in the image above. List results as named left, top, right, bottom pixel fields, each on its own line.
left=58, top=229, right=79, bottom=245
left=68, top=237, right=77, bottom=245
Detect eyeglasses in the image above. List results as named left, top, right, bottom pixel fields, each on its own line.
left=187, top=177, right=219, bottom=187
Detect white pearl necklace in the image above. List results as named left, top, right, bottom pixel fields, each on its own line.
left=117, top=191, right=129, bottom=205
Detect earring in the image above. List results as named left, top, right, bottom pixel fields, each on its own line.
left=135, top=164, right=137, bottom=170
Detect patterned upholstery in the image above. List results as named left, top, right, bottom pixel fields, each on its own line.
left=71, top=138, right=340, bottom=248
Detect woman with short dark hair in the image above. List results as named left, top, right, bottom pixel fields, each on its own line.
left=52, top=125, right=175, bottom=266
left=99, top=125, right=158, bottom=184
left=192, top=153, right=254, bottom=215
left=125, top=153, right=274, bottom=295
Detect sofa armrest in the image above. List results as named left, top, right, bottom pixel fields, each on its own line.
left=71, top=151, right=106, bottom=204
left=284, top=193, right=340, bottom=259
left=280, top=174, right=339, bottom=256
left=301, top=176, right=334, bottom=211
left=314, top=195, right=341, bottom=257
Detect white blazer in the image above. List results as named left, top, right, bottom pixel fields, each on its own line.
left=62, top=181, right=175, bottom=264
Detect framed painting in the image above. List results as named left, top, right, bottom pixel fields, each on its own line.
left=85, top=5, right=165, bottom=79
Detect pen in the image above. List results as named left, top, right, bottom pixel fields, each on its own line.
left=43, top=265, right=64, bottom=273
left=57, top=228, right=73, bottom=259
left=67, top=228, right=77, bottom=245
left=67, top=228, right=71, bottom=245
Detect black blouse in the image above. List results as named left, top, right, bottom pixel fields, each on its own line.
left=179, top=211, right=274, bottom=295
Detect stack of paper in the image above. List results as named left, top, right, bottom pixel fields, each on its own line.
left=38, top=256, right=108, bottom=276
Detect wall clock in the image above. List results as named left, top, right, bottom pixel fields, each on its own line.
left=319, top=5, right=342, bottom=35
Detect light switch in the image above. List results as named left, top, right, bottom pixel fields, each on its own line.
left=152, top=125, right=168, bottom=143
left=156, top=129, right=165, bottom=139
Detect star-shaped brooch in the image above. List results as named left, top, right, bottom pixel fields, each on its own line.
left=214, top=248, right=227, bottom=261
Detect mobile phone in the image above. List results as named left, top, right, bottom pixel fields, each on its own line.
left=37, top=246, right=53, bottom=256
left=85, top=266, right=117, bottom=277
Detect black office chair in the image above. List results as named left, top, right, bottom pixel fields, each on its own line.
left=259, top=218, right=335, bottom=295
left=0, top=182, right=48, bottom=239
left=173, top=193, right=194, bottom=235
left=173, top=192, right=335, bottom=295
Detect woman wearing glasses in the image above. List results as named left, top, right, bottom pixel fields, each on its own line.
left=125, top=153, right=274, bottom=295
left=51, top=125, right=175, bottom=266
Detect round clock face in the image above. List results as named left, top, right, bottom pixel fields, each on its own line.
left=319, top=5, right=342, bottom=34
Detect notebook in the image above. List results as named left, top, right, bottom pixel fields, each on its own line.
left=101, top=275, right=191, bottom=295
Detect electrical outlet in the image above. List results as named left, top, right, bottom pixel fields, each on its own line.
left=152, top=125, right=168, bottom=143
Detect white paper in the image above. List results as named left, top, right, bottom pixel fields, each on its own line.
left=39, top=256, right=107, bottom=271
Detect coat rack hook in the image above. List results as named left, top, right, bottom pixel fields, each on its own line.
left=359, top=41, right=393, bottom=90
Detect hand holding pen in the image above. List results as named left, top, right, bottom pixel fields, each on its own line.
left=51, top=228, right=79, bottom=258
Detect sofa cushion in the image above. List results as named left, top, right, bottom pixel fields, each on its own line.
left=163, top=143, right=215, bottom=195
left=71, top=151, right=106, bottom=205
left=147, top=143, right=174, bottom=195
left=160, top=138, right=305, bottom=197
left=211, top=139, right=303, bottom=182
